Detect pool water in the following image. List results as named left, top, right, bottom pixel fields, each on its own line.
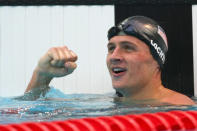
left=0, top=88, right=196, bottom=125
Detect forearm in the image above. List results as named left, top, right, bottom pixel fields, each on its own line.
left=25, top=67, right=52, bottom=93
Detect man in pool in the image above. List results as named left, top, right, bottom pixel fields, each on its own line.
left=25, top=16, right=195, bottom=105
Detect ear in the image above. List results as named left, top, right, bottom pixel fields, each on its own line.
left=158, top=66, right=162, bottom=72
left=153, top=60, right=161, bottom=72
left=156, top=62, right=162, bottom=71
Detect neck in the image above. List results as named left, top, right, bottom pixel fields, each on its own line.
left=127, top=83, right=164, bottom=100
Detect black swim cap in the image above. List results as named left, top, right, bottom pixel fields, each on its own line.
left=107, top=16, right=168, bottom=68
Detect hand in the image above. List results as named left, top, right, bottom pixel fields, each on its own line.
left=36, top=46, right=78, bottom=78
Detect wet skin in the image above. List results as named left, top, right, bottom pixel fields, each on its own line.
left=106, top=35, right=160, bottom=97
left=24, top=35, right=195, bottom=105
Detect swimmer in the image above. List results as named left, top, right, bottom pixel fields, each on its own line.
left=25, top=16, right=195, bottom=105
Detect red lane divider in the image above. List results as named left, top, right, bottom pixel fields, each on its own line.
left=1, top=110, right=197, bottom=131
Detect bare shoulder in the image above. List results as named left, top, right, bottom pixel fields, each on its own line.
left=161, top=88, right=195, bottom=105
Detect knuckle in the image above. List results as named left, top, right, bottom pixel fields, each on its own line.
left=69, top=50, right=78, bottom=60
left=69, top=50, right=74, bottom=54
left=49, top=47, right=57, bottom=52
left=63, top=45, right=68, bottom=49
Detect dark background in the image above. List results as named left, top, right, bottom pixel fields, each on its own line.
left=115, top=5, right=194, bottom=96
left=1, top=0, right=195, bottom=96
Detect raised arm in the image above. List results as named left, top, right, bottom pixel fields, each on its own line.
left=25, top=46, right=77, bottom=97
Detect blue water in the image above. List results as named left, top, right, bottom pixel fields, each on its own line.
left=0, top=87, right=196, bottom=124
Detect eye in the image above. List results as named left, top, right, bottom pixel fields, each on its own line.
left=123, top=44, right=136, bottom=51
left=107, top=44, right=115, bottom=53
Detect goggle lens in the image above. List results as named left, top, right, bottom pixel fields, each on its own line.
left=108, top=23, right=135, bottom=40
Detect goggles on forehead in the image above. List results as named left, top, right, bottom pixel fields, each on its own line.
left=107, top=22, right=149, bottom=44
left=107, top=23, right=136, bottom=40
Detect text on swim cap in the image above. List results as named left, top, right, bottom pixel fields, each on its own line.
left=150, top=40, right=165, bottom=63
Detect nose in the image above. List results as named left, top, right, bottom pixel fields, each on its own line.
left=109, top=47, right=123, bottom=64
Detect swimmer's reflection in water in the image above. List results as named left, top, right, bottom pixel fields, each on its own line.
left=23, top=16, right=195, bottom=105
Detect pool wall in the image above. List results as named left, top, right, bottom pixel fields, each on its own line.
left=0, top=6, right=114, bottom=97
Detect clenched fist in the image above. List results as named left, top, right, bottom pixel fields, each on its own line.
left=37, top=46, right=78, bottom=78
left=25, top=46, right=78, bottom=93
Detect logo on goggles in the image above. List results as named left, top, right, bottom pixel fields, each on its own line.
left=150, top=40, right=165, bottom=63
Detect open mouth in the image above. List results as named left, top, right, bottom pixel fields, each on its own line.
left=112, top=67, right=127, bottom=75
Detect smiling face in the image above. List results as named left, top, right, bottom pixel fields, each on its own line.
left=106, top=35, right=159, bottom=96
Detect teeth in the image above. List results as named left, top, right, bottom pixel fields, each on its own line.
left=114, top=68, right=123, bottom=72
left=112, top=68, right=126, bottom=73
